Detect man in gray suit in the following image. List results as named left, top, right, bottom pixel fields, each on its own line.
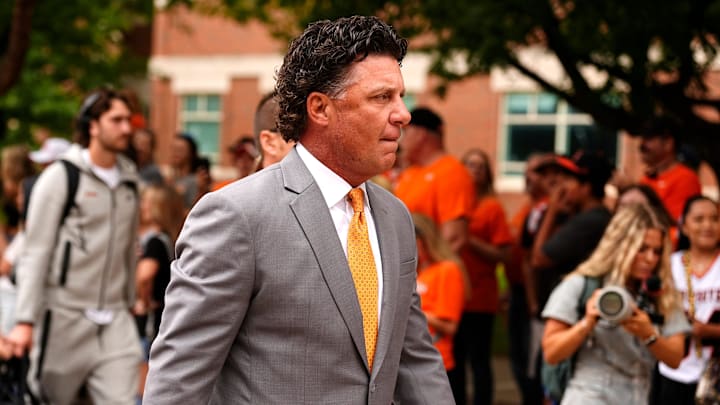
left=143, top=15, right=453, bottom=404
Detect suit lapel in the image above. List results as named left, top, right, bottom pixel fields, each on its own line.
left=283, top=150, right=369, bottom=370
left=366, top=184, right=401, bottom=378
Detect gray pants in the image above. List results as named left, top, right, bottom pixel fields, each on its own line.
left=28, top=307, right=142, bottom=405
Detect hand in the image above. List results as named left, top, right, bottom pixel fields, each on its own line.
left=620, top=307, right=655, bottom=339
left=0, top=336, right=13, bottom=360
left=582, top=289, right=602, bottom=329
left=6, top=323, right=33, bottom=358
left=609, top=168, right=633, bottom=190
left=691, top=318, right=707, bottom=339
left=548, top=185, right=567, bottom=208
left=133, top=299, right=148, bottom=316
left=548, top=185, right=572, bottom=214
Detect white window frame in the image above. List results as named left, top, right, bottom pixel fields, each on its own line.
left=179, top=94, right=223, bottom=163
left=496, top=92, right=619, bottom=192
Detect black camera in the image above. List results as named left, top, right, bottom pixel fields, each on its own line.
left=596, top=275, right=664, bottom=325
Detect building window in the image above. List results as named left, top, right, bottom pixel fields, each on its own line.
left=499, top=92, right=618, bottom=176
left=180, top=94, right=222, bottom=162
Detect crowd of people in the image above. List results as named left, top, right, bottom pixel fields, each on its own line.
left=0, top=14, right=717, bottom=405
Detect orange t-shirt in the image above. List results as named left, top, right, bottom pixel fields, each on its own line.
left=394, top=155, right=475, bottom=226
left=640, top=163, right=701, bottom=221
left=416, top=260, right=466, bottom=370
left=461, top=196, right=513, bottom=313
left=211, top=179, right=234, bottom=192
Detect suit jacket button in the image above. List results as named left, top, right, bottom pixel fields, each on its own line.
left=370, top=383, right=377, bottom=393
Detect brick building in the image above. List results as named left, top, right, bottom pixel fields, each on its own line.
left=147, top=6, right=718, bottom=216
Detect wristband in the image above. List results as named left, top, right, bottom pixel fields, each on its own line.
left=642, top=334, right=658, bottom=346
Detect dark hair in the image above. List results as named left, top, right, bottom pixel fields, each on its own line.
left=275, top=15, right=408, bottom=142
left=677, top=194, right=718, bottom=251
left=176, top=133, right=199, bottom=172
left=617, top=184, right=675, bottom=229
left=195, top=156, right=210, bottom=172
left=74, top=88, right=131, bottom=147
left=410, top=107, right=444, bottom=137
left=254, top=92, right=279, bottom=139
left=574, top=151, right=612, bottom=199
left=640, top=115, right=680, bottom=143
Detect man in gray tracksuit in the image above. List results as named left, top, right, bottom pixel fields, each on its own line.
left=7, top=88, right=142, bottom=404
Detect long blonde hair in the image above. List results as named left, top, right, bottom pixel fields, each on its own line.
left=141, top=184, right=185, bottom=242
left=412, top=213, right=471, bottom=300
left=571, top=203, right=679, bottom=317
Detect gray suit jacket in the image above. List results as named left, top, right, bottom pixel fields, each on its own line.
left=143, top=149, right=453, bottom=404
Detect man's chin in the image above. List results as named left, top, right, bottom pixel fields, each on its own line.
left=380, top=154, right=397, bottom=171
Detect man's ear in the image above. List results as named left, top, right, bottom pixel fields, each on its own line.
left=259, top=130, right=276, bottom=157
left=88, top=119, right=99, bottom=139
left=307, top=92, right=331, bottom=126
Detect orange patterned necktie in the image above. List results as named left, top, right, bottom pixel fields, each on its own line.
left=346, top=188, right=379, bottom=370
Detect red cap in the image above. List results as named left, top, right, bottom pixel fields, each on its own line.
left=534, top=156, right=588, bottom=177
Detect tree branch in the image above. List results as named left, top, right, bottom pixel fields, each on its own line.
left=0, top=0, right=37, bottom=97
left=537, top=2, right=591, bottom=96
left=505, top=55, right=575, bottom=101
left=506, top=56, right=576, bottom=103
left=580, top=55, right=633, bottom=83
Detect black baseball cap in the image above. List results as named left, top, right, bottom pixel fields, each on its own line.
left=409, top=107, right=443, bottom=135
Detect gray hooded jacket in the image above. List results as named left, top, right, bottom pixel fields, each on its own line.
left=15, top=144, right=139, bottom=323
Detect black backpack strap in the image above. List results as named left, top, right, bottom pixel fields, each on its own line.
left=577, top=276, right=602, bottom=319
left=59, top=160, right=80, bottom=226
left=122, top=179, right=138, bottom=199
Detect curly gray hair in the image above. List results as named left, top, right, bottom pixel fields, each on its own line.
left=275, top=15, right=408, bottom=142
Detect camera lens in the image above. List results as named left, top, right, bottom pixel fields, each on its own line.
left=598, top=292, right=623, bottom=316
left=595, top=285, right=633, bottom=323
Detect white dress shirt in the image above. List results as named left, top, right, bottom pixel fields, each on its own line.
left=296, top=143, right=383, bottom=318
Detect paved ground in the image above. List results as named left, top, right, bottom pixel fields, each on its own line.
left=460, top=356, right=522, bottom=405
left=493, top=356, right=522, bottom=405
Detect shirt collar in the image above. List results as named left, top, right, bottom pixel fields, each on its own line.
left=295, top=142, right=368, bottom=210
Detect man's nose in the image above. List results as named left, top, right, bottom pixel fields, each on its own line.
left=393, top=99, right=411, bottom=127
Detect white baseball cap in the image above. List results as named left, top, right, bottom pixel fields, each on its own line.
left=29, top=138, right=71, bottom=164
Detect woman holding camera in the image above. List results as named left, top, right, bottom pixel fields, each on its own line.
left=656, top=195, right=720, bottom=404
left=542, top=203, right=690, bottom=404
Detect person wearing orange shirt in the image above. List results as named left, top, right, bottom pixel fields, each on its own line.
left=413, top=213, right=467, bottom=373
left=395, top=107, right=475, bottom=253
left=449, top=148, right=513, bottom=405
left=637, top=116, right=701, bottom=223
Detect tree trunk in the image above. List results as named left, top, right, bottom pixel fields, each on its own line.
left=0, top=0, right=37, bottom=97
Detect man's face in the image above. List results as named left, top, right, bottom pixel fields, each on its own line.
left=90, top=99, right=132, bottom=153
left=639, top=135, right=673, bottom=166
left=326, top=54, right=411, bottom=185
